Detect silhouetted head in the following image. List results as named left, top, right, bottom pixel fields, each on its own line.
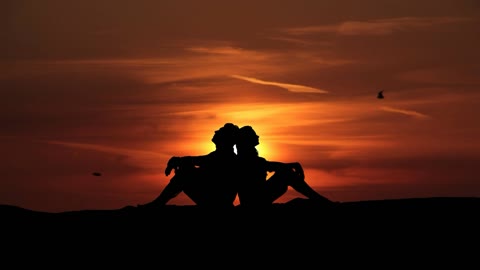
left=236, top=126, right=259, bottom=156
left=237, top=126, right=260, bottom=147
left=212, top=123, right=239, bottom=150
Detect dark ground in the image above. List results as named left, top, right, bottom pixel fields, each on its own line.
left=1, top=197, right=478, bottom=266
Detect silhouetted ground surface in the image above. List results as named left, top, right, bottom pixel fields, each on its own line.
left=2, top=197, right=478, bottom=265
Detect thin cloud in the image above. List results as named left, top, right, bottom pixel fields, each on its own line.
left=265, top=36, right=314, bottom=46
left=397, top=67, right=480, bottom=85
left=284, top=16, right=473, bottom=36
left=380, top=106, right=430, bottom=119
left=43, top=140, right=165, bottom=158
left=231, top=75, right=328, bottom=94
left=51, top=47, right=282, bottom=85
left=186, top=46, right=245, bottom=55
left=41, top=140, right=169, bottom=169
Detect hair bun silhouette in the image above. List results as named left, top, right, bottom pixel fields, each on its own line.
left=212, top=123, right=239, bottom=146
left=237, top=126, right=259, bottom=146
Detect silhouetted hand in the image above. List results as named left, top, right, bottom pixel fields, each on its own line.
left=290, top=162, right=305, bottom=180
left=165, top=156, right=181, bottom=176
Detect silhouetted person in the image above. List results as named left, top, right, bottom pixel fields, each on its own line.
left=235, top=125, right=333, bottom=208
left=138, top=123, right=240, bottom=209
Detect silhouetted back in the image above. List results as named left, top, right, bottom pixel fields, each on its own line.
left=203, top=123, right=240, bottom=205
left=196, top=149, right=238, bottom=206
left=235, top=126, right=270, bottom=206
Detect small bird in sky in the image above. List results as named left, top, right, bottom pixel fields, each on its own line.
left=377, top=90, right=384, bottom=99
left=92, top=172, right=102, bottom=176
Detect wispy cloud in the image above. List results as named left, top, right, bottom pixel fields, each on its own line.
left=283, top=17, right=472, bottom=36
left=397, top=67, right=480, bottom=85
left=29, top=42, right=352, bottom=89
left=43, top=140, right=164, bottom=157
left=186, top=46, right=245, bottom=55
left=48, top=47, right=281, bottom=85
left=42, top=140, right=169, bottom=169
left=265, top=36, right=314, bottom=46
left=380, top=106, right=430, bottom=119
left=231, top=75, right=328, bottom=93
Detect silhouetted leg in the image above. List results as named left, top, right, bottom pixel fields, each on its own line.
left=147, top=174, right=186, bottom=206
left=182, top=169, right=210, bottom=205
left=288, top=174, right=333, bottom=204
left=141, top=166, right=205, bottom=207
left=267, top=167, right=333, bottom=204
left=264, top=168, right=290, bottom=203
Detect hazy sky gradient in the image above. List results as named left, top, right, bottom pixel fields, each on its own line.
left=2, top=0, right=479, bottom=212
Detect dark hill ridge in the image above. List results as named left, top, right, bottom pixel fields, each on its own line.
left=2, top=196, right=479, bottom=217
left=2, top=197, right=479, bottom=227
left=1, top=197, right=478, bottom=264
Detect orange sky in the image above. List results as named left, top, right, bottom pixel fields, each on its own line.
left=1, top=0, right=480, bottom=212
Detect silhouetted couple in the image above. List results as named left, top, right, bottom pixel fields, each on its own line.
left=139, top=123, right=333, bottom=209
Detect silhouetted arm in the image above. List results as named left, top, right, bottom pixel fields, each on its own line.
left=165, top=155, right=210, bottom=176
left=265, top=161, right=304, bottom=179
left=264, top=161, right=284, bottom=172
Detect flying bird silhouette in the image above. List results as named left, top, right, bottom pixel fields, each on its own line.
left=377, top=90, right=384, bottom=99
left=92, top=172, right=102, bottom=176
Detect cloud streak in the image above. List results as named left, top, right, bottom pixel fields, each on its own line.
left=380, top=106, right=430, bottom=119
left=44, top=140, right=161, bottom=156
left=186, top=46, right=245, bottom=55
left=231, top=75, right=328, bottom=93
left=283, top=17, right=473, bottom=36
left=42, top=140, right=169, bottom=169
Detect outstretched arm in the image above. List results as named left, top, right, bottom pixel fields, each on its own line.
left=265, top=161, right=304, bottom=179
left=165, top=155, right=209, bottom=176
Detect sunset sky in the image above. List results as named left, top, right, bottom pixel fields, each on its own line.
left=2, top=0, right=479, bottom=212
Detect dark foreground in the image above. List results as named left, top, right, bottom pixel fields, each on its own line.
left=1, top=197, right=479, bottom=265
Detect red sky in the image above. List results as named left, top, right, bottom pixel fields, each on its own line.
left=2, top=0, right=480, bottom=212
